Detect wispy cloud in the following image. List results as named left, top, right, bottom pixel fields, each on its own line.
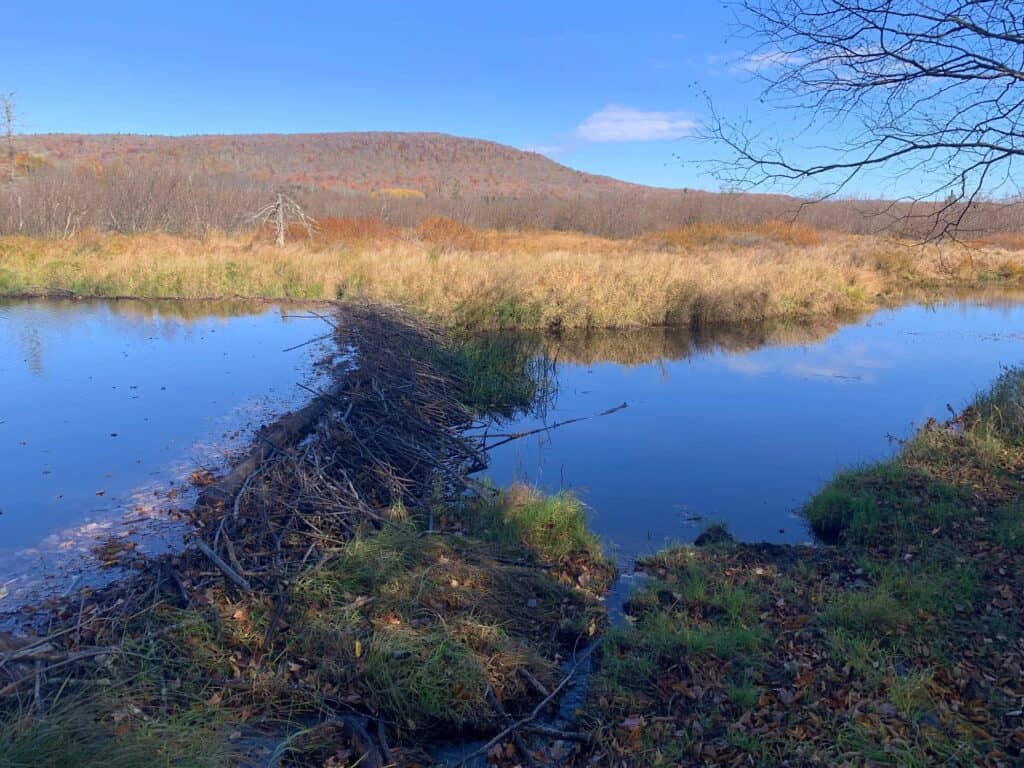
left=733, top=51, right=804, bottom=72
left=575, top=105, right=697, bottom=143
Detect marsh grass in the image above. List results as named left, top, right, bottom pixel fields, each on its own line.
left=971, top=365, right=1024, bottom=445
left=805, top=367, right=1024, bottom=548
left=3, top=226, right=1023, bottom=329
left=0, top=698, right=229, bottom=768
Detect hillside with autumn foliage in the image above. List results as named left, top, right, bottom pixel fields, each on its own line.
left=6, top=131, right=1024, bottom=239
left=12, top=132, right=643, bottom=198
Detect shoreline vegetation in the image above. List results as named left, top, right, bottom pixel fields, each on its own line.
left=3, top=220, right=1024, bottom=330
left=585, top=367, right=1024, bottom=766
left=1, top=310, right=1021, bottom=766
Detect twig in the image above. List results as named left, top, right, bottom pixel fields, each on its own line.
left=487, top=688, right=539, bottom=768
left=519, top=666, right=551, bottom=698
left=262, top=588, right=288, bottom=650
left=484, top=403, right=628, bottom=451
left=282, top=331, right=333, bottom=353
left=192, top=538, right=252, bottom=593
left=376, top=718, right=394, bottom=767
left=457, top=641, right=599, bottom=767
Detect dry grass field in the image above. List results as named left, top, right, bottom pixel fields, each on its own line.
left=3, top=220, right=1024, bottom=329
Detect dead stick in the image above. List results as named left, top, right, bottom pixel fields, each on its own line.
left=487, top=688, right=538, bottom=768
left=376, top=718, right=394, bottom=767
left=193, top=538, right=252, bottom=593
left=483, top=403, right=628, bottom=452
left=458, top=641, right=598, bottom=767
left=519, top=667, right=550, bottom=698
left=262, top=588, right=288, bottom=650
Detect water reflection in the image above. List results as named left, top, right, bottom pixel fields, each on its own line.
left=0, top=298, right=328, bottom=607
left=485, top=298, right=1024, bottom=565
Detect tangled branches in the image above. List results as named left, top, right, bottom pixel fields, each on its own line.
left=191, top=303, right=486, bottom=587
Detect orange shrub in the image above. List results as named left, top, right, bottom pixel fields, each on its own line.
left=416, top=216, right=482, bottom=250
left=754, top=220, right=824, bottom=247
left=972, top=232, right=1024, bottom=251
left=643, top=220, right=823, bottom=249
left=314, top=216, right=400, bottom=244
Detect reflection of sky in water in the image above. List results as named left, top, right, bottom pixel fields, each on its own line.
left=485, top=301, right=1024, bottom=565
left=0, top=299, right=329, bottom=603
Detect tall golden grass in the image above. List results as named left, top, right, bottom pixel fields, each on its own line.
left=2, top=224, right=1023, bottom=329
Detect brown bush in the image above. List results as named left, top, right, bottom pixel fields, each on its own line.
left=642, top=220, right=824, bottom=250
left=972, top=232, right=1024, bottom=251
left=416, top=216, right=481, bottom=250
left=315, top=216, right=400, bottom=244
left=755, top=220, right=823, bottom=247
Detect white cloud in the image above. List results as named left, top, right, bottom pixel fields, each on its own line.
left=734, top=51, right=804, bottom=72
left=575, top=105, right=697, bottom=143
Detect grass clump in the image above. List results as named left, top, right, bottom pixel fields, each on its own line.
left=971, top=365, right=1024, bottom=445
left=282, top=512, right=608, bottom=736
left=459, top=485, right=610, bottom=575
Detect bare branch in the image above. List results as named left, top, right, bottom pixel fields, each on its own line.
left=706, top=0, right=1024, bottom=237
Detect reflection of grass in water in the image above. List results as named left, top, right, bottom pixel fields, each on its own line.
left=447, top=332, right=556, bottom=420
left=542, top=318, right=849, bottom=367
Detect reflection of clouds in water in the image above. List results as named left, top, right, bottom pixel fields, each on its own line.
left=721, top=338, right=899, bottom=383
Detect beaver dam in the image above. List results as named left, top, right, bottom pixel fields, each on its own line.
left=0, top=304, right=616, bottom=767
left=1, top=297, right=1022, bottom=766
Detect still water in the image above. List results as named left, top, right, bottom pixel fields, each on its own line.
left=484, top=299, right=1024, bottom=564
left=0, top=298, right=329, bottom=606
left=1, top=296, right=1022, bottom=607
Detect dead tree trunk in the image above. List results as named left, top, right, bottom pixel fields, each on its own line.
left=2, top=93, right=16, bottom=183
left=250, top=192, right=315, bottom=246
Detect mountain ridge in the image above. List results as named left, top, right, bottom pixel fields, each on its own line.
left=13, top=131, right=662, bottom=198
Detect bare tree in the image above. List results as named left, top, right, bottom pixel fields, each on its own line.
left=706, top=1, right=1024, bottom=236
left=250, top=192, right=316, bottom=245
left=1, top=92, right=17, bottom=183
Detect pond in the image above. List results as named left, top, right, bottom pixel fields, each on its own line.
left=0, top=298, right=331, bottom=609
left=1, top=296, right=1022, bottom=612
left=483, top=298, right=1024, bottom=565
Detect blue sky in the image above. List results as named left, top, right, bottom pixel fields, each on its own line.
left=5, top=1, right=827, bottom=191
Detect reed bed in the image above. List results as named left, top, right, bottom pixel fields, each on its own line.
left=2, top=224, right=1024, bottom=329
